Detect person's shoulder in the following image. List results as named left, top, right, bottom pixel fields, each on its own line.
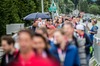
left=68, top=44, right=77, bottom=50
left=1, top=53, right=6, bottom=58
left=94, top=26, right=98, bottom=29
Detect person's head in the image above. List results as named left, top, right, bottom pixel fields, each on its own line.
left=35, top=27, right=48, bottom=38
left=1, top=36, right=15, bottom=53
left=50, top=20, right=53, bottom=25
left=54, top=16, right=58, bottom=21
left=54, top=29, right=65, bottom=44
left=76, top=24, right=85, bottom=35
left=59, top=16, right=63, bottom=19
left=64, top=18, right=70, bottom=24
left=76, top=16, right=80, bottom=22
left=58, top=19, right=62, bottom=24
left=47, top=19, right=51, bottom=25
left=63, top=22, right=74, bottom=36
left=32, top=33, right=48, bottom=54
left=54, top=19, right=59, bottom=27
left=38, top=18, right=42, bottom=22
left=72, top=17, right=77, bottom=23
left=92, top=19, right=97, bottom=25
left=47, top=25, right=56, bottom=36
left=18, top=29, right=33, bottom=53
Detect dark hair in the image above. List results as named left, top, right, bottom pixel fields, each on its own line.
left=33, top=33, right=50, bottom=56
left=1, top=35, right=15, bottom=45
left=63, top=22, right=74, bottom=28
left=65, top=18, right=69, bottom=21
left=77, top=15, right=81, bottom=18
left=18, top=29, right=33, bottom=38
left=55, top=19, right=59, bottom=24
left=47, top=19, right=50, bottom=22
left=36, top=27, right=48, bottom=37
left=72, top=16, right=75, bottom=19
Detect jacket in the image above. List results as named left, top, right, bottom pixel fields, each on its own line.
left=49, top=43, right=80, bottom=66
left=0, top=50, right=18, bottom=66
left=84, top=33, right=92, bottom=55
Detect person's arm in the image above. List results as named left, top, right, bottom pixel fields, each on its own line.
left=89, top=31, right=97, bottom=34
left=33, top=21, right=39, bottom=27
left=86, top=23, right=90, bottom=31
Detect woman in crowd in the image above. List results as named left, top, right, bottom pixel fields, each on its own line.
left=32, top=33, right=50, bottom=57
left=32, top=33, right=60, bottom=66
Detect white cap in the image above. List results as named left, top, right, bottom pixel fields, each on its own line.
left=76, top=24, right=84, bottom=30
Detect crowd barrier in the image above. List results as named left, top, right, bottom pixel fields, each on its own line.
left=93, top=37, right=100, bottom=65
left=89, top=34, right=100, bottom=66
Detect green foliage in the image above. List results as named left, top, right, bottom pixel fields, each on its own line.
left=79, top=0, right=88, bottom=12
left=66, top=0, right=74, bottom=12
left=44, top=0, right=50, bottom=12
left=96, top=0, right=100, bottom=5
left=57, top=0, right=74, bottom=14
left=87, top=0, right=94, bottom=4
left=71, top=0, right=79, bottom=9
left=0, top=0, right=49, bottom=37
left=88, top=4, right=100, bottom=15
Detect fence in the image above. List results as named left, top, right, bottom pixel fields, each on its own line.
left=93, top=37, right=100, bottom=65
left=89, top=32, right=100, bottom=66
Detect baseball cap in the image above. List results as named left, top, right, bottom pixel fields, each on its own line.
left=76, top=24, right=84, bottom=30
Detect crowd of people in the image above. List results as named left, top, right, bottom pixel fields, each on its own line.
left=0, top=15, right=98, bottom=66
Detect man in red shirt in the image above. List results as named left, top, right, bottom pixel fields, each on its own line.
left=8, top=29, right=36, bottom=66
left=8, top=29, right=59, bottom=66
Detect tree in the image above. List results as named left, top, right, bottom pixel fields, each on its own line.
left=66, top=0, right=74, bottom=12
left=34, top=0, right=50, bottom=12
left=79, top=0, right=88, bottom=12
left=71, top=0, right=79, bottom=9
left=96, top=0, right=100, bottom=5
left=88, top=4, right=100, bottom=15
left=87, top=0, right=93, bottom=4
left=57, top=0, right=74, bottom=14
left=0, top=0, right=50, bottom=37
left=44, top=0, right=50, bottom=12
left=0, top=0, right=36, bottom=37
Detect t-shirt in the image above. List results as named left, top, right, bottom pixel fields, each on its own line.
left=8, top=52, right=59, bottom=66
left=90, top=26, right=98, bottom=35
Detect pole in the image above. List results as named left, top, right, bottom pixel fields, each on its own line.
left=52, top=0, right=54, bottom=20
left=52, top=12, right=54, bottom=20
left=41, top=0, right=44, bottom=13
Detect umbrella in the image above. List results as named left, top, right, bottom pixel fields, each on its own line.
left=23, top=13, right=50, bottom=20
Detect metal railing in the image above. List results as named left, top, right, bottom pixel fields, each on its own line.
left=93, top=36, right=100, bottom=65
left=89, top=31, right=100, bottom=66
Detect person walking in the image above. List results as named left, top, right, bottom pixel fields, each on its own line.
left=49, top=29, right=80, bottom=66
left=89, top=19, right=98, bottom=42
left=1, top=36, right=18, bottom=66
left=76, top=24, right=92, bottom=64
left=63, top=22, right=87, bottom=66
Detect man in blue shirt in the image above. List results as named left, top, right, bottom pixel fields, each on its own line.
left=49, top=28, right=80, bottom=66
left=89, top=19, right=98, bottom=42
